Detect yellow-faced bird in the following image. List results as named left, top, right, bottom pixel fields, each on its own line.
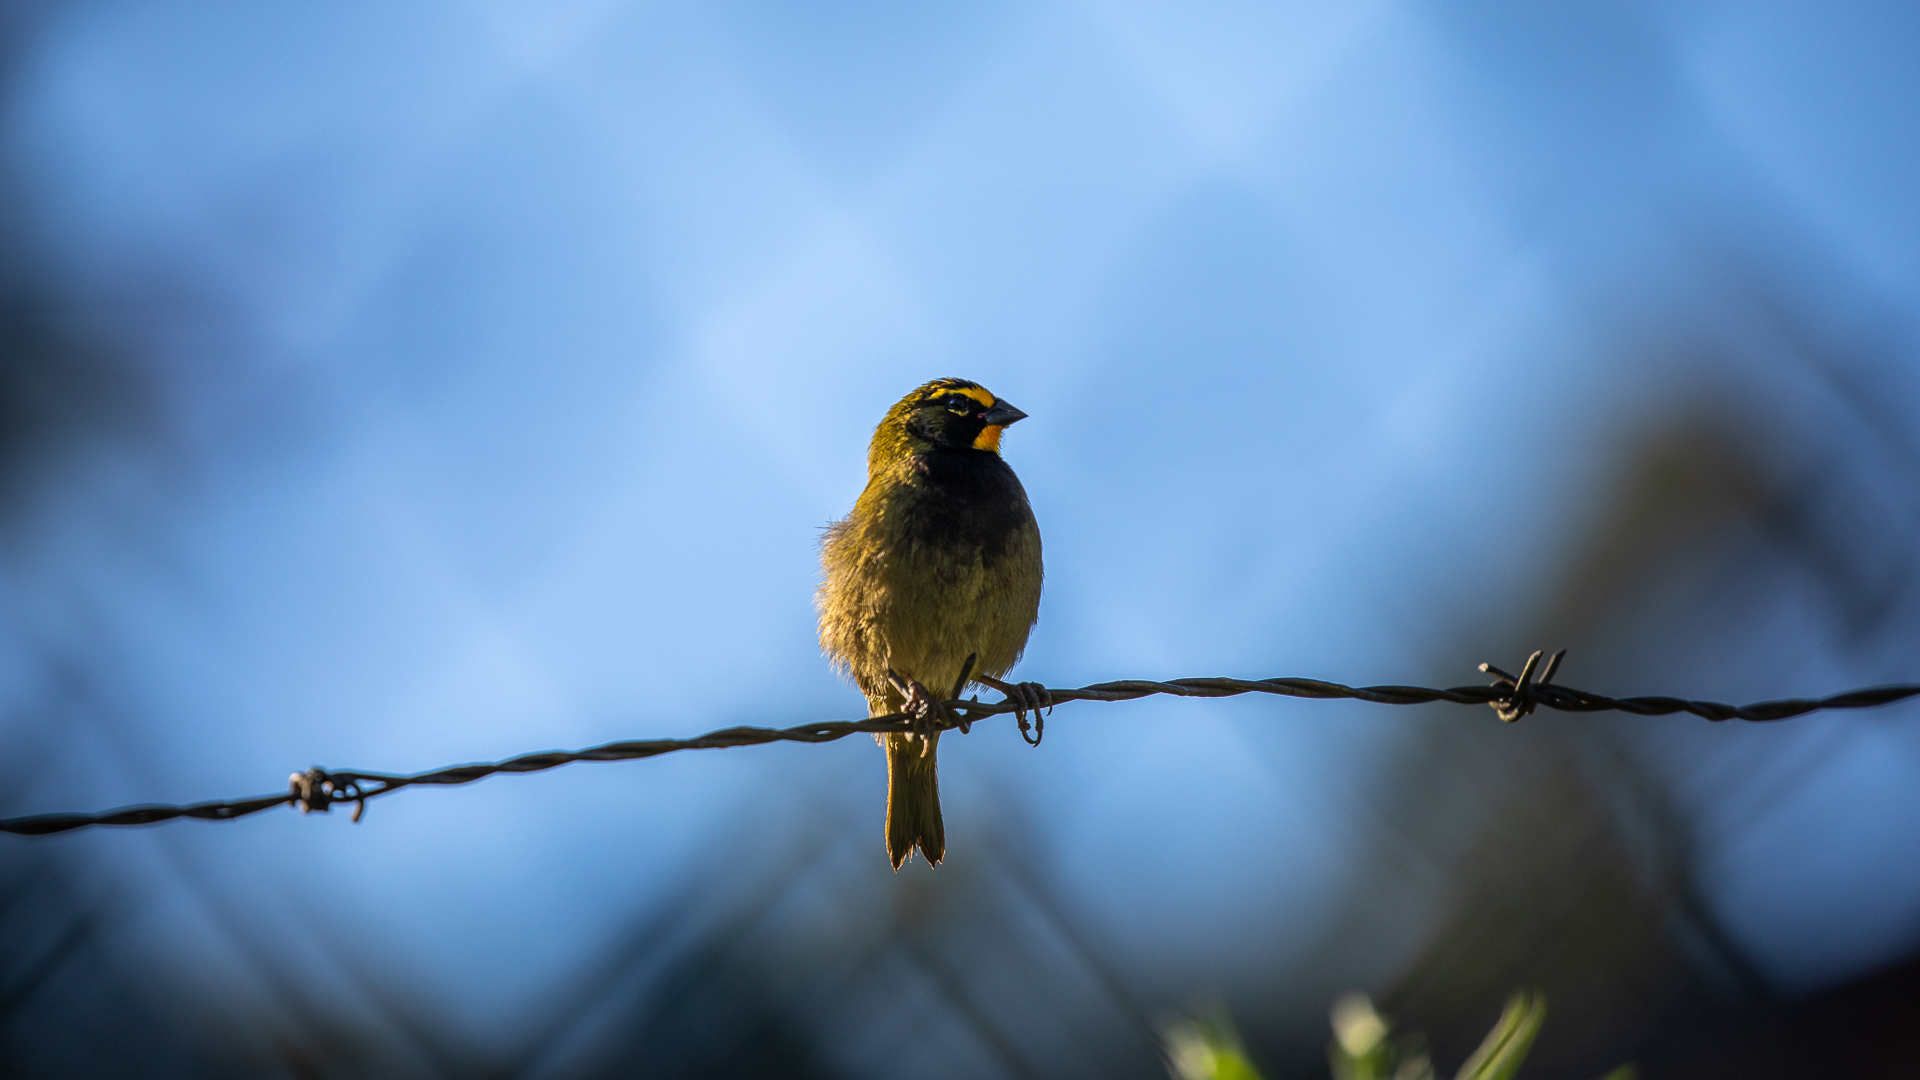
left=817, top=378, right=1049, bottom=869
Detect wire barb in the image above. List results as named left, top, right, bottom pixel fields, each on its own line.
left=289, top=768, right=371, bottom=823
left=1480, top=649, right=1567, bottom=723
left=7, top=651, right=1920, bottom=837
left=951, top=654, right=978, bottom=735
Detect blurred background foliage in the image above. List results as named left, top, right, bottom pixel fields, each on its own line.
left=3, top=1, right=1920, bottom=1077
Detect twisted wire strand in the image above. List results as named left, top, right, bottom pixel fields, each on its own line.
left=5, top=657, right=1917, bottom=837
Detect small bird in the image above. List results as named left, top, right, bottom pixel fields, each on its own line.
left=817, top=378, right=1049, bottom=869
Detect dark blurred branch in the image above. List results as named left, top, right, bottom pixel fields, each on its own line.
left=5, top=651, right=1919, bottom=837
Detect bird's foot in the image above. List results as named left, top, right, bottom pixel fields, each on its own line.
left=886, top=669, right=955, bottom=753
left=979, top=676, right=1054, bottom=746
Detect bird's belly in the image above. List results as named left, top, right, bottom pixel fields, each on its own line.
left=870, top=543, right=1035, bottom=696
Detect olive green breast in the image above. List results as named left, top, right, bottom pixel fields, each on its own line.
left=818, top=446, right=1043, bottom=709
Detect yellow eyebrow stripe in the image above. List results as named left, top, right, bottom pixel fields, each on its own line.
left=941, top=386, right=994, bottom=407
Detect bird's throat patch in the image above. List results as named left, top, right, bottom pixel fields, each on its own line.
left=973, top=425, right=1004, bottom=452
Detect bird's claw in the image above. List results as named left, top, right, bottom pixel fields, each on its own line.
left=886, top=669, right=952, bottom=753
left=979, top=676, right=1054, bottom=746
left=1010, top=681, right=1053, bottom=746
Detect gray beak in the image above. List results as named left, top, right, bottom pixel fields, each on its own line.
left=982, top=400, right=1028, bottom=426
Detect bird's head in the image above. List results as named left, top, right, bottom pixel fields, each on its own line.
left=874, top=378, right=1028, bottom=463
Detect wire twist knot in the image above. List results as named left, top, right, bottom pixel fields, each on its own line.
left=289, top=768, right=370, bottom=822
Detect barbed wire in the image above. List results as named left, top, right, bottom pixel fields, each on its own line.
left=5, top=650, right=1917, bottom=837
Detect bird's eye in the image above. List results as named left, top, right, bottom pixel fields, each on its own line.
left=946, top=395, right=974, bottom=413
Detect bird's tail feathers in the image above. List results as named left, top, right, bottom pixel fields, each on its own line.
left=884, top=732, right=944, bottom=869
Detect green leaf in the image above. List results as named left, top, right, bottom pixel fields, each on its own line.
left=1453, top=991, right=1546, bottom=1080
left=1162, top=1009, right=1267, bottom=1080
